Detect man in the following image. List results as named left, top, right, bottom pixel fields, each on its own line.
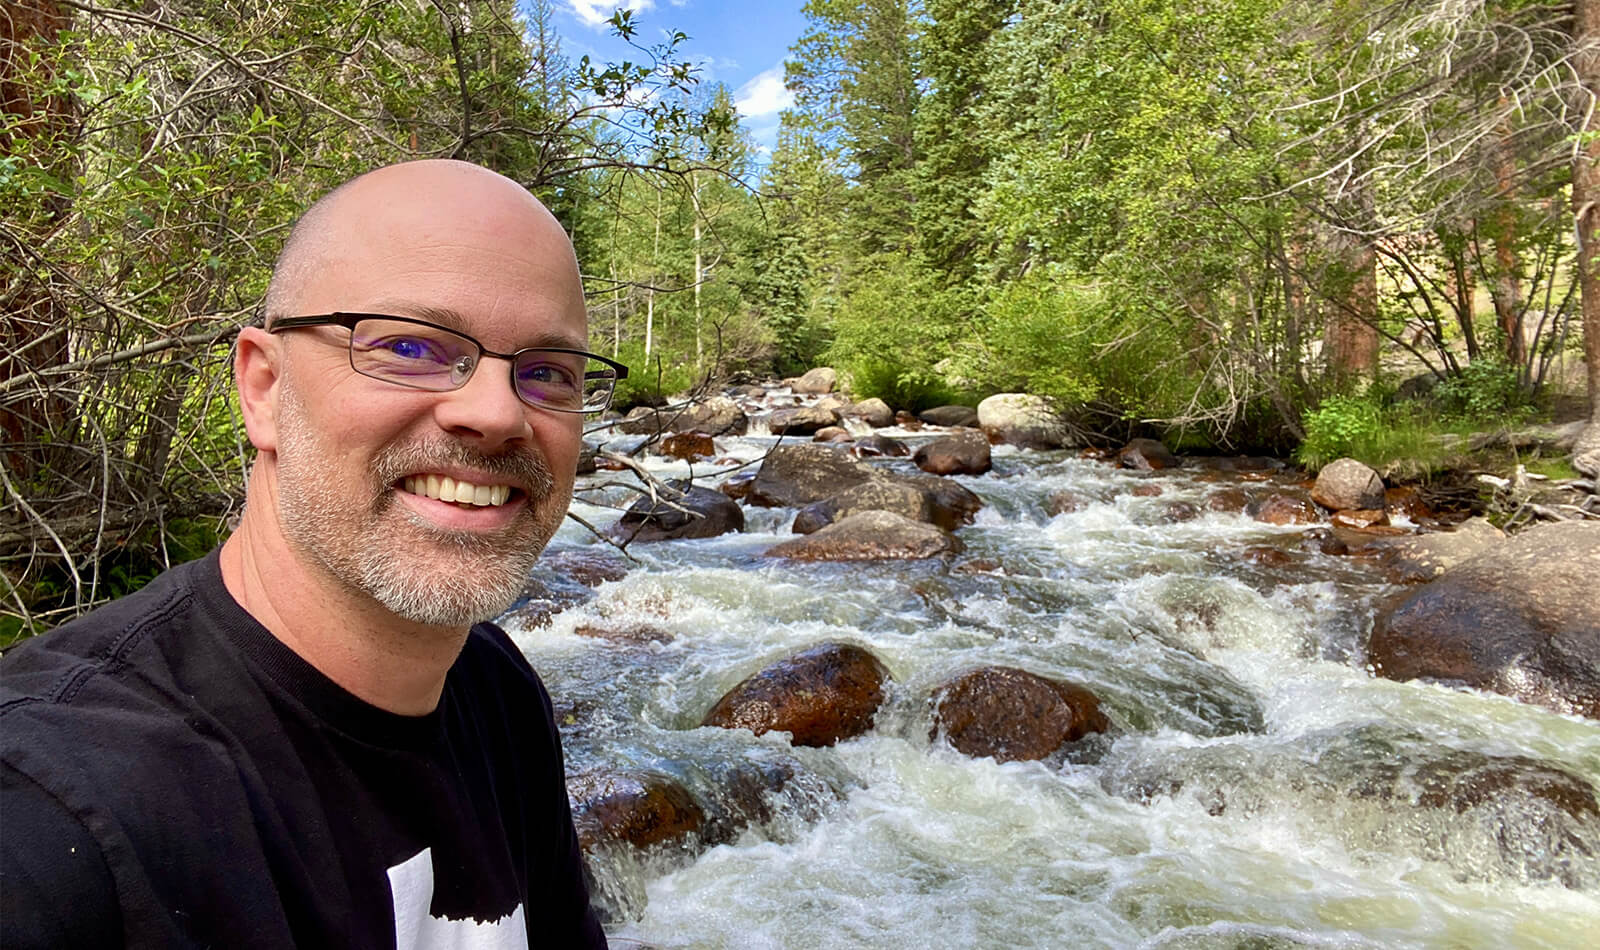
left=0, top=161, right=619, bottom=947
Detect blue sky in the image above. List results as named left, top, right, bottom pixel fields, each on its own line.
left=549, top=1, right=808, bottom=156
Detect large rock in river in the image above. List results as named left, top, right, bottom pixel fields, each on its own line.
left=769, top=405, right=840, bottom=436
left=1368, top=521, right=1600, bottom=718
left=792, top=479, right=934, bottom=535
left=918, top=405, right=979, bottom=428
left=666, top=395, right=749, bottom=437
left=1363, top=516, right=1504, bottom=583
left=978, top=393, right=1076, bottom=449
left=701, top=642, right=890, bottom=747
left=567, top=768, right=705, bottom=852
left=931, top=666, right=1111, bottom=762
left=1118, top=438, right=1181, bottom=471
left=844, top=397, right=894, bottom=428
left=609, top=480, right=744, bottom=543
left=791, top=366, right=839, bottom=395
left=913, top=429, right=992, bottom=476
left=1311, top=457, right=1385, bottom=511
left=765, top=510, right=963, bottom=561
left=748, top=444, right=875, bottom=508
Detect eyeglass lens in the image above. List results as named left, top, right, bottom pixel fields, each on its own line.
left=348, top=318, right=615, bottom=411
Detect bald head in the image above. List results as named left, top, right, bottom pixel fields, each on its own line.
left=262, top=160, right=582, bottom=329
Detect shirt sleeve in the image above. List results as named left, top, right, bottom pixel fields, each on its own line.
left=0, top=762, right=123, bottom=948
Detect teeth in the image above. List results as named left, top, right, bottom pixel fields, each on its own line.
left=401, top=474, right=514, bottom=507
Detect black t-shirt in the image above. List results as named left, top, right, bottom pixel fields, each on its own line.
left=0, top=549, right=606, bottom=948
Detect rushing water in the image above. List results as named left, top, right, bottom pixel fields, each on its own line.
left=503, top=412, right=1600, bottom=950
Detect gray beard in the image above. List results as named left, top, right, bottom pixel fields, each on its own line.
left=275, top=389, right=563, bottom=627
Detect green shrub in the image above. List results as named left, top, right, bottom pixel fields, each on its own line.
left=1434, top=357, right=1532, bottom=422
left=822, top=256, right=972, bottom=410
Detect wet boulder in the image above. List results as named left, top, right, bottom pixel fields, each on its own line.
left=853, top=434, right=910, bottom=458
left=1368, top=522, right=1600, bottom=718
left=567, top=769, right=705, bottom=851
left=747, top=443, right=875, bottom=508
left=912, top=429, right=992, bottom=476
left=1372, top=522, right=1600, bottom=706
left=769, top=405, right=840, bottom=436
left=893, top=410, right=923, bottom=430
left=845, top=397, right=894, bottom=428
left=1361, top=516, right=1503, bottom=583
left=1118, top=438, right=1181, bottom=471
left=701, top=642, right=891, bottom=747
left=1248, top=492, right=1321, bottom=525
left=1204, top=487, right=1253, bottom=513
left=918, top=405, right=979, bottom=428
left=609, top=480, right=744, bottom=543
left=815, top=394, right=852, bottom=414
left=764, top=510, right=963, bottom=561
left=1311, top=457, right=1386, bottom=511
left=977, top=393, right=1076, bottom=449
left=812, top=426, right=853, bottom=444
left=882, top=472, right=982, bottom=530
left=537, top=548, right=631, bottom=588
left=930, top=667, right=1111, bottom=763
left=1046, top=490, right=1095, bottom=516
left=665, top=396, right=749, bottom=437
left=792, top=479, right=935, bottom=535
left=658, top=431, right=715, bottom=461
left=1329, top=508, right=1390, bottom=529
left=791, top=366, right=838, bottom=395
left=717, top=469, right=758, bottom=501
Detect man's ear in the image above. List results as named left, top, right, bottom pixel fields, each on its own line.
left=235, top=326, right=282, bottom=452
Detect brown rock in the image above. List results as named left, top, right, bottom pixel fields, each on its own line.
left=701, top=642, right=891, bottom=747
left=748, top=444, right=875, bottom=508
left=765, top=510, right=963, bottom=561
left=1240, top=545, right=1296, bottom=568
left=1368, top=522, right=1600, bottom=718
left=931, top=667, right=1111, bottom=763
left=1312, top=458, right=1386, bottom=511
left=616, top=405, right=670, bottom=437
left=568, top=769, right=705, bottom=851
left=1330, top=508, right=1390, bottom=529
left=1363, top=517, right=1505, bottom=583
left=897, top=473, right=983, bottom=529
left=792, top=479, right=935, bottom=534
left=1047, top=490, right=1094, bottom=515
left=918, top=405, right=979, bottom=428
left=791, top=366, right=838, bottom=395
left=1249, top=492, right=1321, bottom=525
left=853, top=434, right=910, bottom=458
left=1118, top=438, right=1180, bottom=471
left=663, top=396, right=749, bottom=437
left=844, top=397, right=894, bottom=428
left=1163, top=501, right=1201, bottom=523
left=812, top=426, right=853, bottom=443
left=770, top=405, right=840, bottom=436
left=718, top=469, right=758, bottom=501
left=893, top=410, right=923, bottom=430
left=1385, top=485, right=1435, bottom=522
left=660, top=431, right=716, bottom=461
left=1130, top=482, right=1163, bottom=498
left=1205, top=488, right=1253, bottom=513
left=913, top=430, right=992, bottom=476
left=609, top=480, right=744, bottom=543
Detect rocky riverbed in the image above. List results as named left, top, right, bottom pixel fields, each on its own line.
left=502, top=377, right=1600, bottom=950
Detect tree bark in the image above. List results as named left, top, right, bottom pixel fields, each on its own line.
left=1574, top=0, right=1600, bottom=468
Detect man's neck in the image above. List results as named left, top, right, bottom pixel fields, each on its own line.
left=219, top=516, right=469, bottom=717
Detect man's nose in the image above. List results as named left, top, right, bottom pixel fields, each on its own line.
left=431, top=355, right=532, bottom=448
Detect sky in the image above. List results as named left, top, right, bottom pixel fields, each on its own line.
left=548, top=1, right=809, bottom=158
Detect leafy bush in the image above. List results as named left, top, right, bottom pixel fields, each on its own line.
left=1433, top=357, right=1533, bottom=422
left=1295, top=392, right=1448, bottom=473
left=821, top=256, right=972, bottom=410
left=609, top=340, right=704, bottom=410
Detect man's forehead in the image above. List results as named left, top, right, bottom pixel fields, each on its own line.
left=369, top=301, right=588, bottom=350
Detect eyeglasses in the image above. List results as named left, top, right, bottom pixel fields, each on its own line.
left=268, top=313, right=628, bottom=414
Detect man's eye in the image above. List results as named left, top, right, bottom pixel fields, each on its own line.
left=378, top=336, right=446, bottom=362
left=518, top=362, right=578, bottom=387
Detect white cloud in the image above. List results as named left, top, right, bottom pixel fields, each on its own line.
left=566, top=1, right=657, bottom=29
left=735, top=64, right=792, bottom=119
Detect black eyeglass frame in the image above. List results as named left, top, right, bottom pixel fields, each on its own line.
left=267, top=312, right=629, bottom=414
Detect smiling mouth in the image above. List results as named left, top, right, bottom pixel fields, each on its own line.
left=401, top=474, right=514, bottom=508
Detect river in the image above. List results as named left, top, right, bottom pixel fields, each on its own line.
left=504, top=414, right=1600, bottom=949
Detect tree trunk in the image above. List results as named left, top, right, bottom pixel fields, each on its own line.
left=1, top=0, right=75, bottom=486
left=1575, top=0, right=1600, bottom=469
left=1492, top=99, right=1527, bottom=372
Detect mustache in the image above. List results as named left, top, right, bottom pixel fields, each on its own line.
left=372, top=439, right=556, bottom=499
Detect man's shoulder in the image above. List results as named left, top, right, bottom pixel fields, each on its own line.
left=0, top=554, right=211, bottom=710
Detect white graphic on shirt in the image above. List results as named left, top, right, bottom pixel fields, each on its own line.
left=387, top=847, right=527, bottom=949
